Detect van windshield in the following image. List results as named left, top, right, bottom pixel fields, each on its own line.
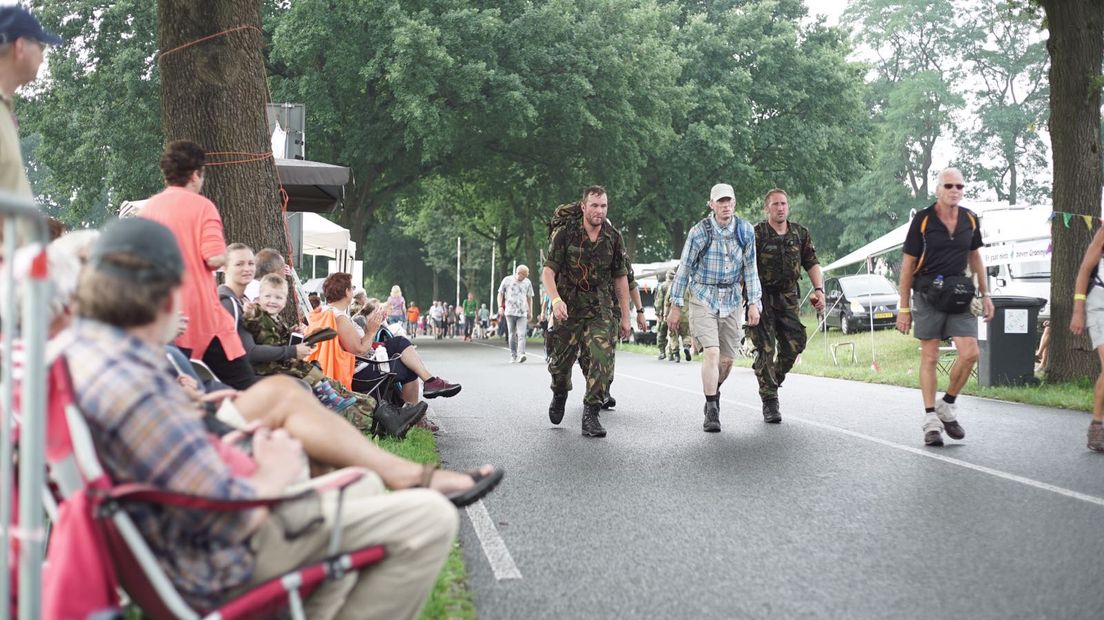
left=840, top=276, right=897, bottom=297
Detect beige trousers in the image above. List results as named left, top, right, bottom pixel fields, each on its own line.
left=240, top=472, right=458, bottom=620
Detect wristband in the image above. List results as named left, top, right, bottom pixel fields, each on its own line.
left=636, top=308, right=645, bottom=314
left=552, top=297, right=563, bottom=306
left=814, top=287, right=824, bottom=292
left=899, top=307, right=911, bottom=313
left=1075, top=293, right=1087, bottom=301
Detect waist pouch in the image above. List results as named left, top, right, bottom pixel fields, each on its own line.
left=916, top=275, right=975, bottom=314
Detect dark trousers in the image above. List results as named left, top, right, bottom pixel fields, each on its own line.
left=200, top=336, right=260, bottom=391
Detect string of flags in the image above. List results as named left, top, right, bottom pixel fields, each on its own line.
left=1048, top=210, right=1103, bottom=230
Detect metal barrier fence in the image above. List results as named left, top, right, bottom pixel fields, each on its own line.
left=0, top=189, right=49, bottom=620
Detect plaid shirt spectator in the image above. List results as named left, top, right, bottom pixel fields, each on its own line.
left=669, top=215, right=763, bottom=318
left=65, top=318, right=258, bottom=609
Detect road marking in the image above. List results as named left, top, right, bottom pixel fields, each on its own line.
left=466, top=500, right=522, bottom=580
left=617, top=372, right=1104, bottom=509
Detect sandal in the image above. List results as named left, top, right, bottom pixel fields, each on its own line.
left=418, top=463, right=505, bottom=508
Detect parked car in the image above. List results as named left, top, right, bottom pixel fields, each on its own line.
left=823, top=274, right=899, bottom=334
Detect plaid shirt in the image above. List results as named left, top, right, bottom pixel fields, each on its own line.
left=669, top=215, right=763, bottom=317
left=65, top=319, right=258, bottom=610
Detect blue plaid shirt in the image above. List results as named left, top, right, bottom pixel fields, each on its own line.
left=669, top=215, right=763, bottom=317
left=65, top=319, right=258, bottom=610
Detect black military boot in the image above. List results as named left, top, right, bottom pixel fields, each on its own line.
left=581, top=404, right=607, bottom=437
left=372, top=401, right=428, bottom=439
left=658, top=349, right=666, bottom=360
left=548, top=392, right=568, bottom=425
left=602, top=394, right=616, bottom=410
left=762, top=397, right=781, bottom=424
left=702, top=399, right=721, bottom=432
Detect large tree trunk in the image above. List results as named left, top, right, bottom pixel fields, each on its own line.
left=158, top=0, right=287, bottom=259
left=1040, top=0, right=1104, bottom=382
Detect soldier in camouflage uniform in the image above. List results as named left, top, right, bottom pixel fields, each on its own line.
left=666, top=279, right=692, bottom=363
left=578, top=252, right=646, bottom=410
left=655, top=270, right=672, bottom=359
left=747, top=188, right=825, bottom=423
left=543, top=185, right=631, bottom=438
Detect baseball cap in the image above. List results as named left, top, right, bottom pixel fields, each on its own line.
left=0, top=6, right=63, bottom=46
left=710, top=183, right=735, bottom=202
left=89, top=218, right=184, bottom=284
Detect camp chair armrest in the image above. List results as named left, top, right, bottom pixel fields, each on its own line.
left=354, top=353, right=401, bottom=366
left=107, top=468, right=368, bottom=511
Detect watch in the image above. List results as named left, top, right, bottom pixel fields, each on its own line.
left=636, top=309, right=645, bottom=314
left=814, top=287, right=824, bottom=292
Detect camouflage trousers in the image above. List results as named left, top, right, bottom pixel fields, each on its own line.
left=667, top=319, right=690, bottom=356
left=746, top=290, right=807, bottom=400
left=547, top=314, right=616, bottom=407
left=656, top=318, right=669, bottom=353
left=258, top=360, right=378, bottom=433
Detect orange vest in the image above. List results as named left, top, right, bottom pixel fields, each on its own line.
left=306, top=307, right=355, bottom=389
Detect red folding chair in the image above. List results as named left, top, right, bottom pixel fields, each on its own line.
left=41, top=356, right=387, bottom=620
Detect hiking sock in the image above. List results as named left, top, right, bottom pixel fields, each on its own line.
left=925, top=407, right=936, bottom=414
left=943, top=394, right=957, bottom=404
left=705, top=393, right=720, bottom=403
left=1092, top=420, right=1103, bottom=425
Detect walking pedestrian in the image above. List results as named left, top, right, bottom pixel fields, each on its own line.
left=577, top=255, right=645, bottom=410
left=462, top=292, right=478, bottom=341
left=1070, top=225, right=1104, bottom=452
left=499, top=265, right=535, bottom=362
left=896, top=168, right=994, bottom=447
left=655, top=269, right=673, bottom=360
left=0, top=6, right=62, bottom=195
left=746, top=188, right=826, bottom=423
left=667, top=183, right=762, bottom=433
left=543, top=185, right=630, bottom=437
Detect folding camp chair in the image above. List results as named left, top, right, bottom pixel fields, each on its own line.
left=353, top=353, right=405, bottom=407
left=41, top=357, right=387, bottom=620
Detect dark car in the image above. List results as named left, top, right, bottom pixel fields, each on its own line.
left=823, top=274, right=899, bottom=334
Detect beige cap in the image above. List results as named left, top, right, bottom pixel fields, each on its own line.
left=710, top=183, right=735, bottom=202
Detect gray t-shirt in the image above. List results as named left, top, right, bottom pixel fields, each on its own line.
left=499, top=276, right=534, bottom=317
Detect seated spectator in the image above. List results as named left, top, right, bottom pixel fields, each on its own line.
left=308, top=292, right=321, bottom=310
left=310, top=273, right=460, bottom=404
left=243, top=246, right=288, bottom=301
left=67, top=218, right=503, bottom=616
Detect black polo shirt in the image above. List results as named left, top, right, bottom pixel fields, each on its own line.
left=902, top=204, right=983, bottom=280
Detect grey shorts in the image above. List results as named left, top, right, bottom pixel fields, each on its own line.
left=1085, top=287, right=1104, bottom=349
left=688, top=299, right=742, bottom=358
left=912, top=290, right=977, bottom=341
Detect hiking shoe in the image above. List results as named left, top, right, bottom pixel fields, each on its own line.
left=923, top=414, right=944, bottom=447
left=762, top=398, right=781, bottom=424
left=423, top=377, right=461, bottom=399
left=509, top=357, right=517, bottom=363
left=582, top=405, right=606, bottom=438
left=602, top=395, right=616, bottom=410
left=703, top=400, right=721, bottom=433
left=658, top=351, right=666, bottom=360
left=1089, top=423, right=1104, bottom=452
left=935, top=400, right=965, bottom=440
left=684, top=347, right=692, bottom=362
left=519, top=353, right=527, bottom=363
left=548, top=392, right=567, bottom=425
left=672, top=353, right=681, bottom=363
left=373, top=400, right=428, bottom=440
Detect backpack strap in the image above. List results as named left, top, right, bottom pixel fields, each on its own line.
left=913, top=209, right=978, bottom=275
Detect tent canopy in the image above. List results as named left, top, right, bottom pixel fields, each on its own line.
left=277, top=158, right=350, bottom=213
left=300, top=212, right=350, bottom=257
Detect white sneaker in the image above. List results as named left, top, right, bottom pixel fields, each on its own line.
left=509, top=357, right=517, bottom=363
left=519, top=354, right=527, bottom=363
left=922, top=414, right=944, bottom=434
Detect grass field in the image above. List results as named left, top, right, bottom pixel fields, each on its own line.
left=615, top=315, right=1093, bottom=412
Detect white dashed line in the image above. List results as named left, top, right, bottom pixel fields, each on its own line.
left=466, top=500, right=522, bottom=580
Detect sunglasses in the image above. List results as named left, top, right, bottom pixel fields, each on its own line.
left=942, top=183, right=965, bottom=190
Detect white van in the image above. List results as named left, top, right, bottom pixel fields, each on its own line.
left=977, top=204, right=1051, bottom=319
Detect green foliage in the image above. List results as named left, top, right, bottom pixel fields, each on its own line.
left=24, top=0, right=162, bottom=226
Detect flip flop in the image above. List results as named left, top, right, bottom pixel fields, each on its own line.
left=446, top=466, right=505, bottom=507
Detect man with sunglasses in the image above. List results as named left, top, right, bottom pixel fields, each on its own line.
left=543, top=185, right=632, bottom=438
left=897, top=168, right=995, bottom=447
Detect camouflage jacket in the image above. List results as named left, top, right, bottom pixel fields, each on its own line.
left=655, top=280, right=671, bottom=318
left=242, top=311, right=297, bottom=375
left=754, top=220, right=819, bottom=294
left=545, top=205, right=629, bottom=321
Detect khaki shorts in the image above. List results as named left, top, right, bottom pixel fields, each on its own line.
left=912, top=290, right=977, bottom=341
left=688, top=299, right=742, bottom=359
left=1085, top=287, right=1104, bottom=350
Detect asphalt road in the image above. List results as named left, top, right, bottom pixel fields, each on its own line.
left=419, top=336, right=1104, bottom=620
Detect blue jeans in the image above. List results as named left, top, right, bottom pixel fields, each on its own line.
left=506, top=314, right=528, bottom=358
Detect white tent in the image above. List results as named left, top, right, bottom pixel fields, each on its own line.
left=300, top=212, right=351, bottom=258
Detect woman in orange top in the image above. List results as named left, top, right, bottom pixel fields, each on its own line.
left=406, top=302, right=420, bottom=336
left=138, top=140, right=252, bottom=388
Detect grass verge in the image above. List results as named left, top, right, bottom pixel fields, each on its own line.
left=615, top=319, right=1092, bottom=412
left=378, top=428, right=477, bottom=620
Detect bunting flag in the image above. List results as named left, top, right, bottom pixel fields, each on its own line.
left=1049, top=210, right=1104, bottom=228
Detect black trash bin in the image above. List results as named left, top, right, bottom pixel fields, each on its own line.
left=977, top=295, right=1047, bottom=386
